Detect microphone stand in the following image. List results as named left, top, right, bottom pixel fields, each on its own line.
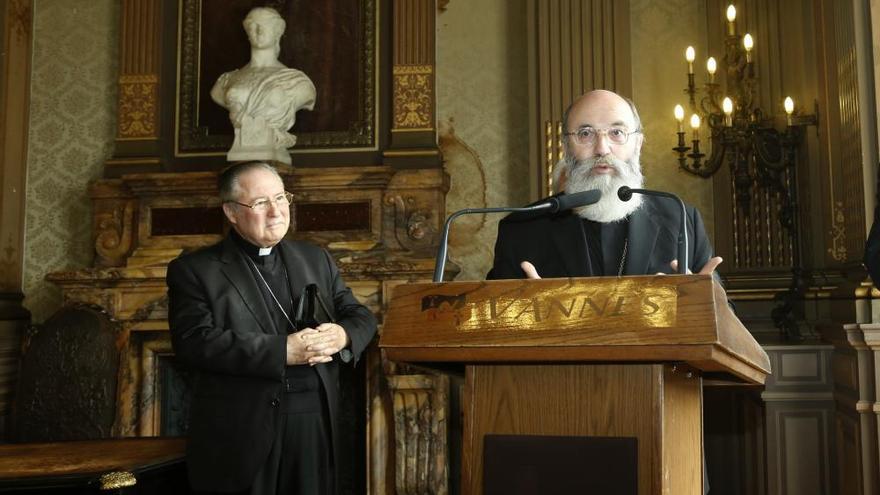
left=433, top=204, right=553, bottom=282
left=433, top=190, right=602, bottom=282
left=618, top=186, right=689, bottom=275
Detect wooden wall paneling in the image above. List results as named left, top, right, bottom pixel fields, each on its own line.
left=812, top=0, right=867, bottom=268
left=704, top=385, right=768, bottom=495
left=762, top=342, right=837, bottom=495
left=107, top=0, right=163, bottom=174
left=387, top=0, right=440, bottom=168
left=0, top=0, right=32, bottom=440
left=526, top=0, right=632, bottom=200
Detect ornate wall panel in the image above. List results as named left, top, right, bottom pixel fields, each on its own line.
left=111, top=0, right=161, bottom=172
left=526, top=0, right=632, bottom=198
left=385, top=0, right=440, bottom=171
left=813, top=0, right=868, bottom=267
left=761, top=344, right=836, bottom=495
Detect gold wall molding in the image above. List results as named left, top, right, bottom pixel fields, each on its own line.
left=117, top=74, right=158, bottom=139
left=389, top=0, right=437, bottom=153
left=828, top=201, right=847, bottom=262
left=393, top=65, right=434, bottom=130
left=113, top=0, right=161, bottom=160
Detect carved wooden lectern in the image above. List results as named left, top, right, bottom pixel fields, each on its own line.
left=380, top=275, right=770, bottom=495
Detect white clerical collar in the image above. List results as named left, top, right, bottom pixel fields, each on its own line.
left=258, top=246, right=273, bottom=256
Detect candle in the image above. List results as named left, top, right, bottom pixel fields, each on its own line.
left=685, top=46, right=695, bottom=74
left=743, top=33, right=754, bottom=63
left=707, top=57, right=717, bottom=83
left=726, top=5, right=737, bottom=35
left=674, top=104, right=685, bottom=132
left=784, top=96, right=794, bottom=126
left=722, top=97, right=734, bottom=126
left=690, top=113, right=701, bottom=140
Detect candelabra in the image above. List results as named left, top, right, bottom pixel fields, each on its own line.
left=671, top=4, right=817, bottom=340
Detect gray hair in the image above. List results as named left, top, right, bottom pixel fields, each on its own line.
left=218, top=161, right=283, bottom=203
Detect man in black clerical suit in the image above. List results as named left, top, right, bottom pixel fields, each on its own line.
left=488, top=89, right=717, bottom=495
left=167, top=161, right=377, bottom=495
left=489, top=89, right=722, bottom=281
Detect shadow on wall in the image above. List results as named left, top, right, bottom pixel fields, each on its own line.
left=439, top=117, right=489, bottom=274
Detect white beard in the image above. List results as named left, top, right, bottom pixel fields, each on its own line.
left=564, top=153, right=645, bottom=223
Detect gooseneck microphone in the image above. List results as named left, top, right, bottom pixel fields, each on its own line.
left=618, top=186, right=689, bottom=275
left=433, top=189, right=602, bottom=282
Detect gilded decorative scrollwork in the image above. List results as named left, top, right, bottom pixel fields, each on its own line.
left=393, top=65, right=434, bottom=129
left=388, top=374, right=449, bottom=495
left=828, top=201, right=847, bottom=262
left=94, top=199, right=135, bottom=267
left=118, top=74, right=158, bottom=139
left=99, top=471, right=137, bottom=490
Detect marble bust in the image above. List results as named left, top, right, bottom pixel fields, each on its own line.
left=210, top=7, right=316, bottom=165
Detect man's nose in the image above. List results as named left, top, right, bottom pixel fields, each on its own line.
left=266, top=200, right=283, bottom=215
left=593, top=132, right=612, bottom=156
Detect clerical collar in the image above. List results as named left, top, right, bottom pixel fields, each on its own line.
left=231, top=230, right=275, bottom=258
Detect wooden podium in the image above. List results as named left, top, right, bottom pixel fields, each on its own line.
left=380, top=275, right=770, bottom=495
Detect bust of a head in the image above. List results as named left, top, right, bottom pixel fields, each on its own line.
left=210, top=6, right=317, bottom=165
left=243, top=7, right=285, bottom=59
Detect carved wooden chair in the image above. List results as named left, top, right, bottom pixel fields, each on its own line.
left=13, top=305, right=120, bottom=442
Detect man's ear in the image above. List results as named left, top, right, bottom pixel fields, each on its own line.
left=222, top=203, right=238, bottom=225
left=634, top=132, right=645, bottom=154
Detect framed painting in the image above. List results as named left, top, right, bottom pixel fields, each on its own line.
left=174, top=0, right=377, bottom=157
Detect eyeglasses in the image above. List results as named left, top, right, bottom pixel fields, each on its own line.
left=564, top=126, right=641, bottom=146
left=227, top=191, right=293, bottom=212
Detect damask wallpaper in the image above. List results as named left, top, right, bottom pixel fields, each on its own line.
left=23, top=0, right=119, bottom=322
left=437, top=0, right=530, bottom=281
left=630, top=0, right=715, bottom=240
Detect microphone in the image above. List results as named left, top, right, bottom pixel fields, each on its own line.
left=433, top=190, right=601, bottom=282
left=618, top=186, right=689, bottom=275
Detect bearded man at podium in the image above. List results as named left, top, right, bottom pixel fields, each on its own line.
left=488, top=89, right=722, bottom=281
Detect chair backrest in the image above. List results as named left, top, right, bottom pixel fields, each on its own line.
left=14, top=305, right=120, bottom=442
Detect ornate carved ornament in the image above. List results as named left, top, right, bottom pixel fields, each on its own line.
left=118, top=74, right=158, bottom=139
left=392, top=65, right=434, bottom=130
left=94, top=198, right=136, bottom=267
left=384, top=193, right=436, bottom=254
left=828, top=201, right=847, bottom=262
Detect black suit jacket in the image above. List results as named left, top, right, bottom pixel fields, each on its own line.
left=166, top=235, right=377, bottom=492
left=488, top=195, right=716, bottom=279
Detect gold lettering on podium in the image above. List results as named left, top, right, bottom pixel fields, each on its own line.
left=420, top=279, right=678, bottom=332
